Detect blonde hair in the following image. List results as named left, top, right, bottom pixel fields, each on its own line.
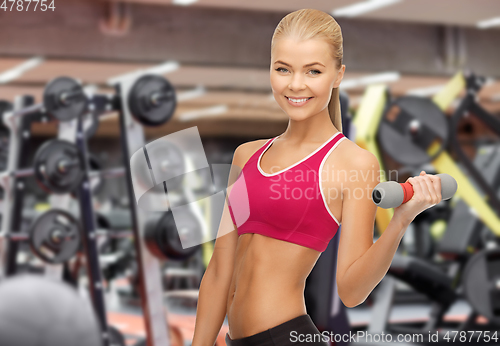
left=271, top=8, right=343, bottom=133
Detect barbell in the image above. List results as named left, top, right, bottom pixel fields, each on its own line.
left=0, top=139, right=130, bottom=194
left=3, top=77, right=88, bottom=123
left=3, top=206, right=203, bottom=264
left=0, top=209, right=81, bottom=264
left=4, top=74, right=177, bottom=131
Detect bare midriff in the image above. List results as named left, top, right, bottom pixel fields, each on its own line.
left=225, top=233, right=322, bottom=340
left=225, top=139, right=346, bottom=340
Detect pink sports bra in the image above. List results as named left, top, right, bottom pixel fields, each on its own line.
left=227, top=132, right=346, bottom=252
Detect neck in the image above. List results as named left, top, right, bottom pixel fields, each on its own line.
left=281, top=108, right=339, bottom=144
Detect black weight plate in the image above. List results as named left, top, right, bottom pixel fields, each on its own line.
left=43, top=76, right=87, bottom=122
left=128, top=74, right=176, bottom=126
left=378, top=96, right=448, bottom=166
left=144, top=213, right=167, bottom=259
left=34, top=139, right=85, bottom=194
left=161, top=209, right=202, bottom=260
left=108, top=325, right=126, bottom=346
left=463, top=248, right=500, bottom=325
left=144, top=209, right=202, bottom=260
left=28, top=209, right=81, bottom=264
left=146, top=139, right=185, bottom=192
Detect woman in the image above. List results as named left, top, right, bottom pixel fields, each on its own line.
left=192, top=8, right=442, bottom=346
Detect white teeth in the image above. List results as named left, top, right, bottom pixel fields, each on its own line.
left=287, top=97, right=310, bottom=103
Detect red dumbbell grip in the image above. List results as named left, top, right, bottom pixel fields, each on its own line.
left=400, top=182, right=414, bottom=204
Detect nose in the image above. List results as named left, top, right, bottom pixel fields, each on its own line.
left=288, top=73, right=306, bottom=92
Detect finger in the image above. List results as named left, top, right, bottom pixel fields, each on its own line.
left=416, top=176, right=432, bottom=202
left=420, top=170, right=426, bottom=176
left=431, top=175, right=442, bottom=200
left=422, top=175, right=438, bottom=204
left=408, top=177, right=422, bottom=201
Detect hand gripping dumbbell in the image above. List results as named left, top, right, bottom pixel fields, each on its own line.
left=372, top=173, right=457, bottom=209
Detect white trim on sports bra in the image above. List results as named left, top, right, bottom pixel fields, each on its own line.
left=257, top=131, right=342, bottom=177
left=319, top=135, right=347, bottom=226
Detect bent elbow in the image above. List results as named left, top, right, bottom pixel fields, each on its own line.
left=339, top=295, right=358, bottom=308
left=338, top=283, right=363, bottom=308
left=340, top=295, right=364, bottom=308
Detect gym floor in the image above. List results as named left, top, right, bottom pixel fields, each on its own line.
left=103, top=277, right=477, bottom=346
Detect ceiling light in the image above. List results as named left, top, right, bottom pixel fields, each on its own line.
left=178, top=105, right=228, bottom=122
left=332, top=0, right=404, bottom=18
left=107, top=60, right=180, bottom=86
left=477, top=16, right=500, bottom=29
left=0, top=57, right=44, bottom=84
left=173, top=0, right=198, bottom=5
left=340, top=72, right=400, bottom=90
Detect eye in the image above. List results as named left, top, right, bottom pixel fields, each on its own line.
left=275, top=67, right=288, bottom=73
left=309, top=70, right=321, bottom=75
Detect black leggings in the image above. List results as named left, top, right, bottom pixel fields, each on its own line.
left=225, top=314, right=330, bottom=346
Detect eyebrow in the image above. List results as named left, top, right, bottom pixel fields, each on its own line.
left=274, top=60, right=325, bottom=68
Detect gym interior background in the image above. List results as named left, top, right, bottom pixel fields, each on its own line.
left=1, top=1, right=500, bottom=345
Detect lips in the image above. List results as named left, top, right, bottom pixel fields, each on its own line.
left=286, top=96, right=313, bottom=101
left=285, top=96, right=314, bottom=106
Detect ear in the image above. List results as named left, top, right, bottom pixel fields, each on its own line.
left=332, top=64, right=346, bottom=89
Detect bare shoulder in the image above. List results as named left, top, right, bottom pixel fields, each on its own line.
left=232, top=139, right=269, bottom=169
left=322, top=138, right=380, bottom=191
left=330, top=138, right=379, bottom=170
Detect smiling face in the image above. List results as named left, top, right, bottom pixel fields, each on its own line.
left=270, top=37, right=345, bottom=121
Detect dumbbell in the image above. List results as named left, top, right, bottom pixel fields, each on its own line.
left=372, top=173, right=457, bottom=209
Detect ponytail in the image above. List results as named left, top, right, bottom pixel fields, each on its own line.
left=328, top=87, right=342, bottom=133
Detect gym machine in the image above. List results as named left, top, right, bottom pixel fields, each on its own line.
left=352, top=71, right=500, bottom=344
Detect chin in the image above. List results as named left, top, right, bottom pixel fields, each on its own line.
left=285, top=111, right=314, bottom=122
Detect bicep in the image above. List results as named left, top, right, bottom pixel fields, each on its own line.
left=336, top=152, right=380, bottom=285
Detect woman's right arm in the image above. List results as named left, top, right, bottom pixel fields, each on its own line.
left=191, top=141, right=262, bottom=346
